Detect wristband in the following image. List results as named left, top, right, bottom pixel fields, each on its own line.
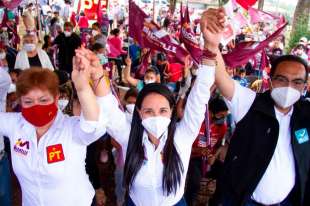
left=202, top=48, right=217, bottom=60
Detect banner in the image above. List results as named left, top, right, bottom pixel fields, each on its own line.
left=1, top=0, right=23, bottom=10
left=77, top=0, right=108, bottom=20
left=179, top=3, right=202, bottom=65
left=248, top=7, right=277, bottom=24
left=129, top=0, right=189, bottom=64
left=223, top=23, right=287, bottom=67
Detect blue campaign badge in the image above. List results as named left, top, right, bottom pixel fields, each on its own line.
left=295, top=129, right=309, bottom=144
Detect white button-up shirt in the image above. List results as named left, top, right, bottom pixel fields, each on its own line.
left=0, top=110, right=107, bottom=206
left=225, top=81, right=296, bottom=205
left=99, top=65, right=215, bottom=206
left=0, top=68, right=11, bottom=151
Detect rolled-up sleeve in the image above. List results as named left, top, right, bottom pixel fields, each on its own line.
left=175, top=65, right=215, bottom=147
left=73, top=99, right=108, bottom=145
left=97, top=93, right=131, bottom=147
left=224, top=81, right=256, bottom=124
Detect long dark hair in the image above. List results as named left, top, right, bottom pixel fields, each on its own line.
left=123, top=83, right=184, bottom=195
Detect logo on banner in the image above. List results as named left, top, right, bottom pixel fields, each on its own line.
left=46, top=144, right=65, bottom=164
left=13, top=138, right=30, bottom=156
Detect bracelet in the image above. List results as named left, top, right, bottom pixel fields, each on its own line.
left=202, top=48, right=217, bottom=60
left=201, top=58, right=217, bottom=66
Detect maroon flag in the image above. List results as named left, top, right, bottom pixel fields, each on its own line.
left=129, top=0, right=188, bottom=64
left=223, top=23, right=287, bottom=67
left=260, top=50, right=270, bottom=92
left=2, top=0, right=23, bottom=10
left=179, top=3, right=202, bottom=65
left=248, top=7, right=277, bottom=24
left=135, top=49, right=151, bottom=79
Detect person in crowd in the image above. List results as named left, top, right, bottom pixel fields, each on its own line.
left=78, top=11, right=89, bottom=33
left=92, top=22, right=107, bottom=48
left=206, top=8, right=310, bottom=206
left=164, top=62, right=184, bottom=93
left=303, top=74, right=310, bottom=101
left=0, top=65, right=12, bottom=206
left=124, top=57, right=160, bottom=92
left=107, top=28, right=127, bottom=82
left=53, top=22, right=81, bottom=74
left=233, top=67, right=249, bottom=88
left=123, top=88, right=138, bottom=123
left=74, top=11, right=222, bottom=205
left=15, top=33, right=54, bottom=70
left=0, top=40, right=17, bottom=70
left=292, top=44, right=308, bottom=61
left=128, top=40, right=141, bottom=73
left=0, top=47, right=109, bottom=205
left=155, top=53, right=169, bottom=83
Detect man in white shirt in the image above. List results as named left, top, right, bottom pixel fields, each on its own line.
left=0, top=66, right=12, bottom=206
left=205, top=8, right=310, bottom=206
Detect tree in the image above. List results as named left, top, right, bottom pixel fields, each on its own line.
left=258, top=0, right=264, bottom=10
left=288, top=0, right=310, bottom=52
left=169, top=0, right=177, bottom=15
left=291, top=0, right=310, bottom=36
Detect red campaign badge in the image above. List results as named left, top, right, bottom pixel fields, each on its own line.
left=46, top=144, right=65, bottom=164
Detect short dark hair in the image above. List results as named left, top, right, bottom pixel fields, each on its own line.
left=124, top=88, right=138, bottom=101
left=92, top=43, right=104, bottom=52
left=270, top=55, right=309, bottom=80
left=92, top=22, right=100, bottom=29
left=64, top=22, right=73, bottom=29
left=209, top=97, right=228, bottom=114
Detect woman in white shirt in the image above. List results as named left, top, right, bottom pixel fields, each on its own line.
left=75, top=12, right=224, bottom=206
left=0, top=50, right=108, bottom=206
left=14, top=33, right=54, bottom=70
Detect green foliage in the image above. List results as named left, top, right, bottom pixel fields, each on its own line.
left=287, top=17, right=310, bottom=53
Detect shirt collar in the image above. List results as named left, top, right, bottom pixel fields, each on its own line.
left=20, top=110, right=65, bottom=134
left=142, top=130, right=168, bottom=151
left=274, top=106, right=294, bottom=118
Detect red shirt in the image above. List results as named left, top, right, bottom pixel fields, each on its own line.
left=107, top=36, right=126, bottom=58
left=166, top=63, right=183, bottom=82
left=78, top=16, right=89, bottom=29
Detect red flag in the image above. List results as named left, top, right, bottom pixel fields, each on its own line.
left=129, top=0, right=188, bottom=64
left=1, top=9, right=8, bottom=28
left=135, top=49, right=151, bottom=79
left=236, top=0, right=258, bottom=10
left=179, top=4, right=202, bottom=65
left=70, top=12, right=77, bottom=27
left=97, top=0, right=103, bottom=26
left=223, top=23, right=287, bottom=67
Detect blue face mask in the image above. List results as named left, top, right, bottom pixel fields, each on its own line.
left=214, top=117, right=226, bottom=125
left=97, top=53, right=108, bottom=65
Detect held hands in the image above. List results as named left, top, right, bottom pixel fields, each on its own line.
left=75, top=47, right=104, bottom=81
left=200, top=8, right=226, bottom=52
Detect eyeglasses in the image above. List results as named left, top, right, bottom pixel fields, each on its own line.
left=271, top=75, right=306, bottom=90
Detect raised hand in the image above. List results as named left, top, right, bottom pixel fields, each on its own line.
left=72, top=56, right=92, bottom=92
left=75, top=47, right=104, bottom=81
left=200, top=8, right=226, bottom=52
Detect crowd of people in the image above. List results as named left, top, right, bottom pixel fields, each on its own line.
left=0, top=1, right=310, bottom=206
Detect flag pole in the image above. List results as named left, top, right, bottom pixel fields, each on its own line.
left=153, top=0, right=156, bottom=21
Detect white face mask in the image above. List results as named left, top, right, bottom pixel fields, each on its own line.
left=144, top=79, right=156, bottom=84
left=92, top=30, right=99, bottom=36
left=97, top=53, right=108, bottom=65
left=64, top=31, right=72, bottom=37
left=58, top=99, right=69, bottom=111
left=142, top=116, right=171, bottom=138
left=271, top=87, right=301, bottom=109
left=0, top=52, right=6, bottom=60
left=23, top=43, right=36, bottom=52
left=126, top=104, right=135, bottom=114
